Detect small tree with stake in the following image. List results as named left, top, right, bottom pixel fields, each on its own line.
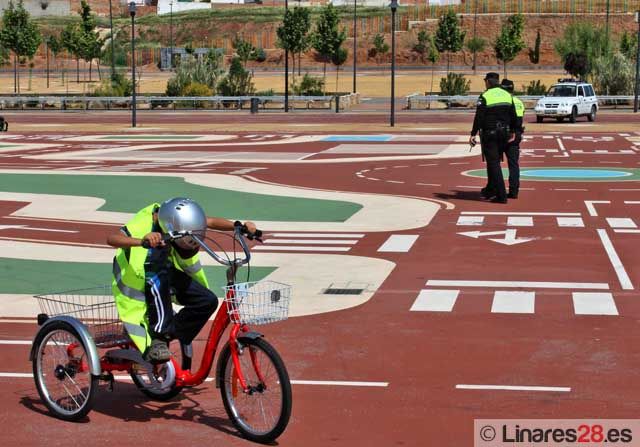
left=0, top=0, right=42, bottom=94
left=494, top=14, right=526, bottom=78
left=434, top=8, right=465, bottom=74
left=311, top=4, right=345, bottom=93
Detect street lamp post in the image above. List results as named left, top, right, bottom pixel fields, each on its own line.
left=109, top=0, right=116, bottom=80
left=170, top=1, right=174, bottom=69
left=129, top=1, right=137, bottom=128
left=284, top=0, right=289, bottom=113
left=353, top=0, right=357, bottom=93
left=390, top=0, right=398, bottom=127
left=634, top=10, right=640, bottom=113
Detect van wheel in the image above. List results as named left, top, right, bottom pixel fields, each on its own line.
left=587, top=106, right=596, bottom=122
left=569, top=107, right=577, bottom=123
left=536, top=115, right=543, bottom=123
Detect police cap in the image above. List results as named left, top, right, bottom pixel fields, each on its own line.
left=484, top=72, right=500, bottom=81
left=500, top=79, right=515, bottom=92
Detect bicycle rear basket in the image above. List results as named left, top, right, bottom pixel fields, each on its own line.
left=34, top=285, right=128, bottom=348
left=223, top=280, right=291, bottom=325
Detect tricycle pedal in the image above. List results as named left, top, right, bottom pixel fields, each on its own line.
left=99, top=372, right=115, bottom=391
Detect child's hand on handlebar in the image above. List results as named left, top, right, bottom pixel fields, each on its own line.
left=243, top=221, right=257, bottom=234
left=142, top=232, right=165, bottom=249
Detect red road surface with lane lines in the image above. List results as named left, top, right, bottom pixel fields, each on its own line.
left=1, top=120, right=639, bottom=446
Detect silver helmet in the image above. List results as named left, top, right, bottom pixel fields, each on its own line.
left=157, top=197, right=207, bottom=250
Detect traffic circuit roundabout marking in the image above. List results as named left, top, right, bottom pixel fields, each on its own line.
left=463, top=167, right=640, bottom=182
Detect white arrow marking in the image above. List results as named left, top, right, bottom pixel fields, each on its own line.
left=0, top=225, right=27, bottom=231
left=458, top=229, right=535, bottom=246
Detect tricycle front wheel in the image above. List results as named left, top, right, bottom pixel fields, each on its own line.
left=218, top=337, right=292, bottom=444
left=32, top=320, right=98, bottom=421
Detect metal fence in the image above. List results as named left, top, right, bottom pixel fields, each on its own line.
left=406, top=94, right=638, bottom=109
left=424, top=0, right=640, bottom=17
left=0, top=95, right=355, bottom=112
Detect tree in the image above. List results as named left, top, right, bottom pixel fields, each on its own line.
left=592, top=51, right=635, bottom=95
left=166, top=49, right=224, bottom=96
left=465, top=36, right=486, bottom=73
left=554, top=22, right=611, bottom=80
left=0, top=0, right=42, bottom=94
left=331, top=46, right=347, bottom=93
left=426, top=34, right=440, bottom=106
left=369, top=33, right=389, bottom=64
left=277, top=7, right=311, bottom=83
left=563, top=52, right=590, bottom=79
left=434, top=8, right=465, bottom=74
left=412, top=30, right=430, bottom=63
left=77, top=0, right=103, bottom=82
left=619, top=31, right=638, bottom=62
left=217, top=57, right=255, bottom=96
left=494, top=14, right=525, bottom=78
left=233, top=35, right=255, bottom=67
left=311, top=4, right=345, bottom=92
left=61, top=22, right=82, bottom=83
left=413, top=30, right=439, bottom=99
left=528, top=30, right=541, bottom=64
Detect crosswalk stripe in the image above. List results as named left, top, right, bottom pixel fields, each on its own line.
left=457, top=216, right=484, bottom=226
left=557, top=217, right=585, bottom=227
left=572, top=292, right=618, bottom=316
left=377, top=235, right=419, bottom=253
left=254, top=246, right=350, bottom=252
left=606, top=218, right=637, bottom=229
left=410, top=290, right=459, bottom=312
left=507, top=216, right=533, bottom=227
left=491, top=291, right=535, bottom=314
left=270, top=233, right=364, bottom=238
left=265, top=239, right=358, bottom=245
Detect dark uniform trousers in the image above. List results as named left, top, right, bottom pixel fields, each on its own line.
left=505, top=142, right=520, bottom=194
left=481, top=131, right=508, bottom=199
left=144, top=245, right=218, bottom=345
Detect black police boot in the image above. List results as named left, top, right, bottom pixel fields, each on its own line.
left=507, top=190, right=518, bottom=199
left=490, top=196, right=508, bottom=204
left=481, top=187, right=496, bottom=199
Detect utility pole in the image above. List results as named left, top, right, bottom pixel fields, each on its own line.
left=353, top=0, right=357, bottom=93
left=129, top=2, right=137, bottom=127
left=170, top=1, right=174, bottom=69
left=284, top=0, right=289, bottom=112
left=390, top=0, right=398, bottom=127
left=634, top=11, right=640, bottom=113
left=109, top=0, right=116, bottom=80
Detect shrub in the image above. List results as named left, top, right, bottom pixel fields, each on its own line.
left=165, top=51, right=224, bottom=96
left=292, top=73, right=325, bottom=96
left=255, top=89, right=275, bottom=96
left=92, top=72, right=132, bottom=97
left=592, top=52, right=635, bottom=95
left=180, top=82, right=213, bottom=108
left=251, top=47, right=267, bottom=63
left=439, top=72, right=470, bottom=96
left=523, top=80, right=547, bottom=96
left=217, top=57, right=255, bottom=96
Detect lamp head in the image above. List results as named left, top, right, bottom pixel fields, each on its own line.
left=128, top=1, right=136, bottom=15
left=390, top=0, right=398, bottom=12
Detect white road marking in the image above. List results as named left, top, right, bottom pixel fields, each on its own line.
left=572, top=292, right=619, bottom=316
left=0, top=372, right=389, bottom=387
left=557, top=217, right=585, bottom=228
left=612, top=189, right=640, bottom=192
left=266, top=239, right=358, bottom=245
left=554, top=188, right=588, bottom=191
left=254, top=246, right=351, bottom=252
left=386, top=180, right=405, bottom=184
left=624, top=201, right=640, bottom=204
left=0, top=224, right=77, bottom=233
left=410, top=289, right=459, bottom=312
left=271, top=233, right=364, bottom=238
left=416, top=182, right=441, bottom=187
left=0, top=340, right=31, bottom=345
left=507, top=216, right=533, bottom=227
left=597, top=229, right=634, bottom=290
left=606, top=218, right=637, bottom=229
left=457, top=216, right=484, bottom=226
left=458, top=229, right=535, bottom=246
left=377, top=235, right=419, bottom=253
left=426, top=280, right=609, bottom=290
left=456, top=384, right=570, bottom=392
left=491, top=291, right=535, bottom=314
left=614, top=229, right=640, bottom=234
left=585, top=200, right=611, bottom=217
left=462, top=212, right=580, bottom=216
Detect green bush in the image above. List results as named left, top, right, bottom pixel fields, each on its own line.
left=217, top=57, right=255, bottom=96
left=592, top=52, right=635, bottom=95
left=252, top=47, right=267, bottom=63
left=292, top=73, right=324, bottom=96
left=255, top=89, right=275, bottom=96
left=439, top=72, right=470, bottom=96
left=92, top=72, right=133, bottom=97
left=165, top=51, right=224, bottom=96
left=180, top=82, right=213, bottom=108
left=523, top=80, right=547, bottom=96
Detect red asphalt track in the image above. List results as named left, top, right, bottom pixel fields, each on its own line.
left=1, top=121, right=640, bottom=446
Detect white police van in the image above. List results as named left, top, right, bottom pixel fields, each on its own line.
left=534, top=79, right=598, bottom=123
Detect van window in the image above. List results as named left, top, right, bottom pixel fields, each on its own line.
left=578, top=86, right=585, bottom=97
left=586, top=85, right=595, bottom=97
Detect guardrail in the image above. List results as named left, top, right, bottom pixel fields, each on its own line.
left=0, top=94, right=358, bottom=112
left=406, top=94, right=638, bottom=110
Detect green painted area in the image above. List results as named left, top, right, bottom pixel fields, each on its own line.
left=0, top=258, right=275, bottom=296
left=0, top=173, right=361, bottom=222
left=100, top=136, right=202, bottom=140
left=465, top=167, right=640, bottom=182
left=0, top=145, right=18, bottom=148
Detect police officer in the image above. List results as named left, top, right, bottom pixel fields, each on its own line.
left=500, top=79, right=524, bottom=199
left=469, top=72, right=517, bottom=204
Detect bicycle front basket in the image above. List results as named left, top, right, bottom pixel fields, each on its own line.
left=223, top=280, right=291, bottom=325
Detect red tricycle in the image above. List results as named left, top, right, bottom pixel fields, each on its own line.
left=30, top=225, right=292, bottom=444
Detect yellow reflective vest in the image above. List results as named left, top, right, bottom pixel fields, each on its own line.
left=112, top=203, right=209, bottom=352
